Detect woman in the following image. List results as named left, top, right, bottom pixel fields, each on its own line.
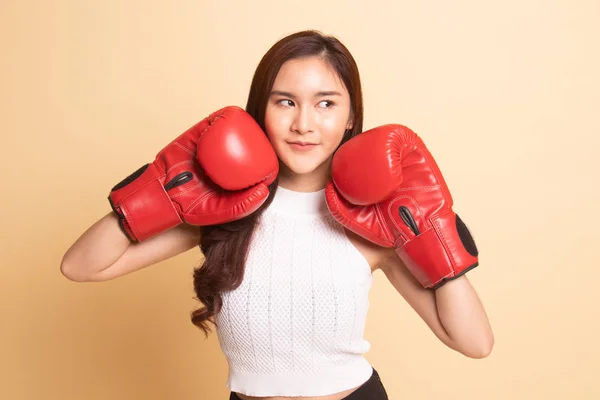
left=61, top=30, right=494, bottom=400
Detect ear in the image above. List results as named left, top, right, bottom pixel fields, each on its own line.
left=346, top=113, right=354, bottom=130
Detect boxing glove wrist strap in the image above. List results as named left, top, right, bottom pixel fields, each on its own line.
left=108, top=163, right=183, bottom=242
left=395, top=211, right=479, bottom=289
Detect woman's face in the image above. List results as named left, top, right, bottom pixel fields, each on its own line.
left=264, top=56, right=353, bottom=184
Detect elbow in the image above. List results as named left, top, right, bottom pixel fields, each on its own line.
left=464, top=343, right=493, bottom=359
left=60, top=258, right=88, bottom=282
left=61, top=259, right=107, bottom=282
left=446, top=328, right=494, bottom=359
left=460, top=335, right=494, bottom=359
left=60, top=262, right=79, bottom=282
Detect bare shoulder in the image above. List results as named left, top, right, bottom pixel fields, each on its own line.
left=342, top=228, right=395, bottom=274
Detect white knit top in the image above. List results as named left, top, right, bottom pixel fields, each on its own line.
left=214, top=185, right=375, bottom=397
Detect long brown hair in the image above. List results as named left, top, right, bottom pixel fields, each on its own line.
left=190, top=30, right=364, bottom=337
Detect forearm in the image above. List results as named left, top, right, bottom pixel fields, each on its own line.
left=435, top=275, right=494, bottom=358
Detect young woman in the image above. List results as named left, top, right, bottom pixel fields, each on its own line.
left=61, top=30, right=494, bottom=400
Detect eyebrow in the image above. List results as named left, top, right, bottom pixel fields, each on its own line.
left=270, top=90, right=343, bottom=98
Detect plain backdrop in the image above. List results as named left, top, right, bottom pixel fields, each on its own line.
left=1, top=0, right=599, bottom=399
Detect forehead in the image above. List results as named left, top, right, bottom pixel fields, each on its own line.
left=273, top=57, right=348, bottom=95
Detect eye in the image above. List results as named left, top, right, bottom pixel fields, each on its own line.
left=318, top=100, right=334, bottom=108
left=277, top=99, right=295, bottom=107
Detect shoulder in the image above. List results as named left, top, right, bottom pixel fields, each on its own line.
left=342, top=227, right=396, bottom=274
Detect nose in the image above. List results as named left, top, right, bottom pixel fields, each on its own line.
left=290, top=106, right=315, bottom=135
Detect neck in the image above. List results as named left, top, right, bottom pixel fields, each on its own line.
left=268, top=184, right=328, bottom=216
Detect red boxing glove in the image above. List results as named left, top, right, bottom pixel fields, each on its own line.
left=108, top=106, right=278, bottom=242
left=326, top=125, right=479, bottom=289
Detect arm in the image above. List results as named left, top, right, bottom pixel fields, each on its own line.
left=60, top=211, right=201, bottom=282
left=379, top=250, right=494, bottom=358
left=326, top=123, right=492, bottom=357
left=61, top=106, right=278, bottom=282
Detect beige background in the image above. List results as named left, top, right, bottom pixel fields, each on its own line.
left=1, top=0, right=599, bottom=399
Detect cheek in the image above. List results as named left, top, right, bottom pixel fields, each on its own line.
left=264, top=107, right=289, bottom=142
left=320, top=114, right=349, bottom=144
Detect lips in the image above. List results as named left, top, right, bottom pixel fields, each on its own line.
left=287, top=141, right=318, bottom=151
left=289, top=141, right=316, bottom=146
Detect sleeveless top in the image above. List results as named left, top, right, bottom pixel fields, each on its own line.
left=214, top=186, right=374, bottom=397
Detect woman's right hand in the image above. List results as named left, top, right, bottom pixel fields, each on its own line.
left=109, top=105, right=278, bottom=242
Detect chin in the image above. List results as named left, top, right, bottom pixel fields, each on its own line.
left=280, top=156, right=326, bottom=176
left=285, top=162, right=321, bottom=175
